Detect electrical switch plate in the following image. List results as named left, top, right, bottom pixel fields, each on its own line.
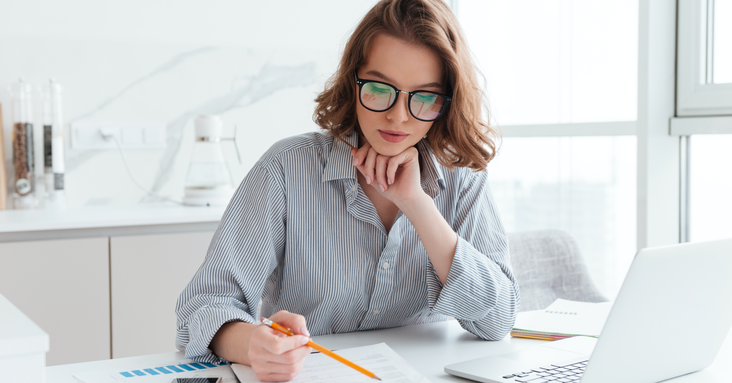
left=71, top=121, right=167, bottom=150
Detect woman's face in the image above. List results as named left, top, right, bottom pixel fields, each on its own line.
left=355, top=33, right=445, bottom=156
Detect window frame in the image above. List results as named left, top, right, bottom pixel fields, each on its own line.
left=677, top=0, right=732, bottom=116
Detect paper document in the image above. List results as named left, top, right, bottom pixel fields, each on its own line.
left=73, top=359, right=238, bottom=383
left=232, top=342, right=430, bottom=383
left=511, top=299, right=613, bottom=340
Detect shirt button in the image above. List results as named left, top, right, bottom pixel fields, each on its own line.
left=373, top=309, right=381, bottom=315
left=382, top=262, right=390, bottom=269
left=351, top=184, right=357, bottom=192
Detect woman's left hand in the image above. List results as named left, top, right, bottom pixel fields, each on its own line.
left=351, top=141, right=426, bottom=208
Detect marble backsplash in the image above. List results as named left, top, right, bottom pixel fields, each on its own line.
left=1, top=32, right=347, bottom=208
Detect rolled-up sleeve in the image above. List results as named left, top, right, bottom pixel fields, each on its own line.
left=426, top=170, right=520, bottom=340
left=175, top=162, right=287, bottom=362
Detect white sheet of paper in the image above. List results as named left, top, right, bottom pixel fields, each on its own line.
left=513, top=299, right=613, bottom=337
left=72, top=359, right=238, bottom=383
left=232, top=342, right=430, bottom=383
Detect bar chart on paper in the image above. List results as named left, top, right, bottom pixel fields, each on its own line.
left=73, top=360, right=238, bottom=383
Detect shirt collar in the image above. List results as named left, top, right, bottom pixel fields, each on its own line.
left=322, top=131, right=445, bottom=199
left=416, top=138, right=445, bottom=199
left=322, top=131, right=359, bottom=183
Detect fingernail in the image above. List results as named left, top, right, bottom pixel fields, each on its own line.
left=388, top=178, right=393, bottom=185
left=301, top=337, right=310, bottom=345
left=380, top=184, right=385, bottom=192
left=366, top=176, right=371, bottom=184
left=353, top=158, right=358, bottom=166
left=300, top=327, right=310, bottom=337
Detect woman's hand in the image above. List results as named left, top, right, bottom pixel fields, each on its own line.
left=247, top=310, right=311, bottom=382
left=351, top=141, right=426, bottom=208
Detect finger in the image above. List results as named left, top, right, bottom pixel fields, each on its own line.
left=262, top=372, right=300, bottom=383
left=254, top=360, right=303, bottom=383
left=262, top=333, right=310, bottom=355
left=267, top=344, right=312, bottom=366
left=386, top=155, right=402, bottom=186
left=259, top=367, right=303, bottom=383
left=363, top=147, right=378, bottom=184
left=386, top=148, right=418, bottom=185
left=250, top=326, right=285, bottom=356
left=270, top=310, right=310, bottom=336
left=375, top=155, right=390, bottom=192
left=353, top=141, right=371, bottom=167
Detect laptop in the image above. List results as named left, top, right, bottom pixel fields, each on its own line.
left=445, top=238, right=732, bottom=383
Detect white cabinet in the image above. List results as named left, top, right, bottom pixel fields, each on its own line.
left=0, top=238, right=110, bottom=366
left=0, top=205, right=223, bottom=364
left=110, top=231, right=214, bottom=358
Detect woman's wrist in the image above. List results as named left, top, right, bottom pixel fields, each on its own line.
left=210, top=321, right=258, bottom=365
left=396, top=191, right=433, bottom=218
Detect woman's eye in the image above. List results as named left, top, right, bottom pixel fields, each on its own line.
left=413, top=93, right=436, bottom=104
left=367, top=83, right=392, bottom=94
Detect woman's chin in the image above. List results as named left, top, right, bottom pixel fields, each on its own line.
left=371, top=143, right=406, bottom=157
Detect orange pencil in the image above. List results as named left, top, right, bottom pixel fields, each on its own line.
left=261, top=317, right=382, bottom=381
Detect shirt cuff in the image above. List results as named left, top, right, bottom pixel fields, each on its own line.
left=426, top=236, right=508, bottom=321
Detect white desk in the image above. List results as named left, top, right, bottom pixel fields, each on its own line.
left=47, top=319, right=732, bottom=383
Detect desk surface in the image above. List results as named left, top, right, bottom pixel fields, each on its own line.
left=47, top=319, right=732, bottom=383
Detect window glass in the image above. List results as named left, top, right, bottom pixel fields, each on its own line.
left=458, top=0, right=638, bottom=126
left=713, top=0, right=732, bottom=83
left=488, top=136, right=637, bottom=298
left=689, top=135, right=732, bottom=241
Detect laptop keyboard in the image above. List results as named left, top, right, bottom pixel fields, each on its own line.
left=502, top=359, right=589, bottom=382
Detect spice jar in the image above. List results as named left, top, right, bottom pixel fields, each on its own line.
left=41, top=79, right=66, bottom=208
left=8, top=79, right=37, bottom=209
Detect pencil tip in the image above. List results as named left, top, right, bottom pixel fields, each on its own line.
left=374, top=376, right=382, bottom=381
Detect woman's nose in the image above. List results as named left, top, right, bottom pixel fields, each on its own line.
left=386, top=91, right=410, bottom=123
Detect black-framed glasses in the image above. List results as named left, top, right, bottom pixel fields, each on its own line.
left=355, top=71, right=452, bottom=122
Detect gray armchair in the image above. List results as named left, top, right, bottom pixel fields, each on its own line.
left=508, top=230, right=608, bottom=312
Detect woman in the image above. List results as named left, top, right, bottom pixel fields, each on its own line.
left=176, top=0, right=519, bottom=381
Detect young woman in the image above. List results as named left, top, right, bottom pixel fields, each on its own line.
left=176, top=0, right=519, bottom=381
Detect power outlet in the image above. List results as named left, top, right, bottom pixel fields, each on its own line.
left=71, top=121, right=166, bottom=150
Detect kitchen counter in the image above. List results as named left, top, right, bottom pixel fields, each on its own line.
left=0, top=203, right=224, bottom=365
left=0, top=204, right=226, bottom=242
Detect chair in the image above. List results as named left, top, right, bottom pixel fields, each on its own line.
left=508, top=230, right=608, bottom=312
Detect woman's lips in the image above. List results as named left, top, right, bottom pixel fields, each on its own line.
left=378, top=130, right=408, bottom=143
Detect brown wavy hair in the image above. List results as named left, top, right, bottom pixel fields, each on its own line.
left=313, top=0, right=498, bottom=170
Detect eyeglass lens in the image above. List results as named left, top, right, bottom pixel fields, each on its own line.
left=360, top=82, right=446, bottom=121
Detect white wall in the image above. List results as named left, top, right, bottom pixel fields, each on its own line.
left=1, top=0, right=378, bottom=207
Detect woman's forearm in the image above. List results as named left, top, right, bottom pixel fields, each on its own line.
left=400, top=193, right=458, bottom=285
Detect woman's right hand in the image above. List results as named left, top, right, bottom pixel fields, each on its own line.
left=247, top=310, right=312, bottom=382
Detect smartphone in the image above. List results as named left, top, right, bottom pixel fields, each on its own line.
left=171, top=378, right=222, bottom=383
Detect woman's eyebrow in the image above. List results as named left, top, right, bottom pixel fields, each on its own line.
left=364, top=69, right=443, bottom=89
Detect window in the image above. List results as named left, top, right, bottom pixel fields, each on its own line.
left=675, top=0, right=732, bottom=243
left=712, top=0, right=732, bottom=83
left=459, top=0, right=637, bottom=125
left=457, top=0, right=639, bottom=297
left=488, top=136, right=636, bottom=295
left=689, top=135, right=732, bottom=242
left=677, top=0, right=732, bottom=116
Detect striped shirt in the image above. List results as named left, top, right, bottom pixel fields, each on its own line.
left=175, top=131, right=519, bottom=362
